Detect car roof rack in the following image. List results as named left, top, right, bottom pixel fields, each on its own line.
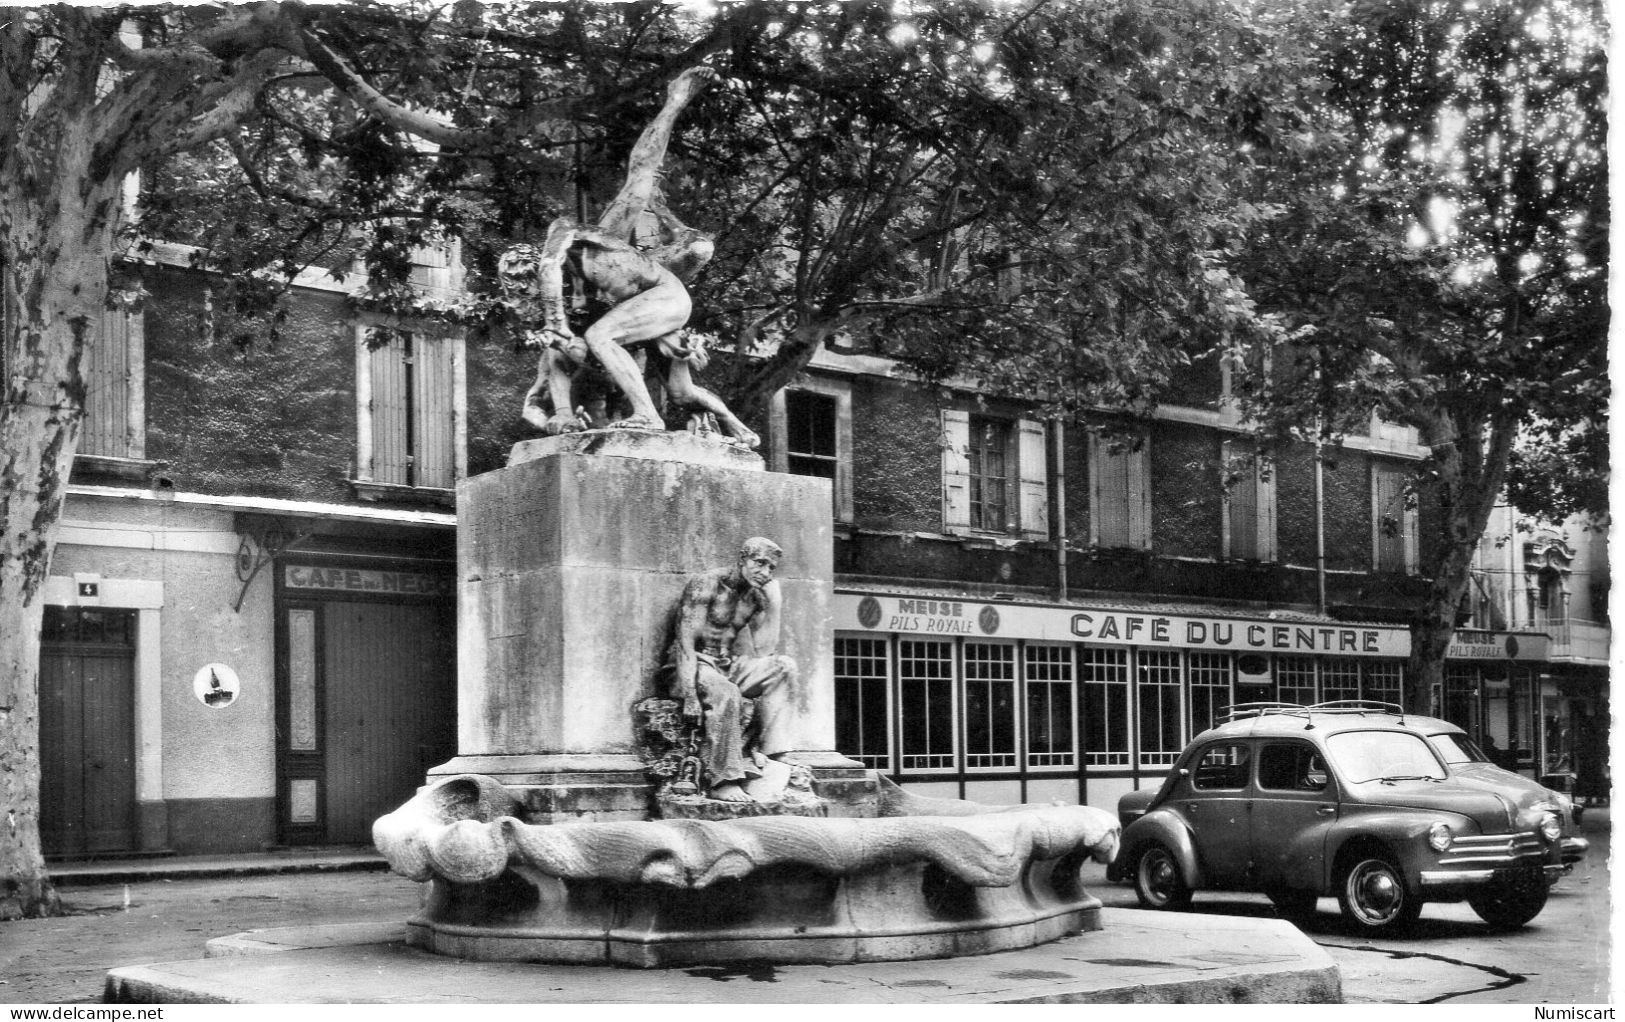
left=1222, top=702, right=1312, bottom=723
left=1308, top=699, right=1405, bottom=715
left=1222, top=700, right=1407, bottom=727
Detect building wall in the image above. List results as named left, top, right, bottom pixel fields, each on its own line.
left=142, top=267, right=356, bottom=503
left=850, top=376, right=942, bottom=534
left=48, top=495, right=278, bottom=853
left=1149, top=421, right=1221, bottom=561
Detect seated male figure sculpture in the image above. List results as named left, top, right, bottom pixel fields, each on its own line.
left=665, top=537, right=799, bottom=802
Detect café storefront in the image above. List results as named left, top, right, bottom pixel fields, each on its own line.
left=831, top=587, right=1412, bottom=813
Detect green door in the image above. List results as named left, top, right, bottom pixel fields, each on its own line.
left=40, top=608, right=137, bottom=856
left=320, top=600, right=455, bottom=844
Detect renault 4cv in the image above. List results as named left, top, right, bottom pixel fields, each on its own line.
left=1107, top=701, right=1585, bottom=935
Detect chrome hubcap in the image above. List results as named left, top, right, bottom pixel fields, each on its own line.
left=1353, top=864, right=1400, bottom=919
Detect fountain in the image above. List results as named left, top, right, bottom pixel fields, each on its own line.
left=371, top=429, right=1120, bottom=967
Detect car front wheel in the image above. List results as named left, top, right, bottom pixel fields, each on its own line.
left=1134, top=842, right=1193, bottom=910
left=1468, top=882, right=1549, bottom=929
left=1338, top=853, right=1422, bottom=934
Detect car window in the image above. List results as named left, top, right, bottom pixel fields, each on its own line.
left=1257, top=743, right=1329, bottom=792
left=1325, top=730, right=1447, bottom=783
left=1428, top=732, right=1487, bottom=765
left=1190, top=743, right=1251, bottom=790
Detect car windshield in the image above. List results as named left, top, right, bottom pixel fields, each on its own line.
left=1428, top=732, right=1488, bottom=765
left=1324, top=730, right=1447, bottom=783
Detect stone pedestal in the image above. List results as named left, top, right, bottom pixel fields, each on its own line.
left=428, top=430, right=868, bottom=820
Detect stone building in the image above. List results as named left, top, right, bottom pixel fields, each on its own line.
left=33, top=246, right=1608, bottom=856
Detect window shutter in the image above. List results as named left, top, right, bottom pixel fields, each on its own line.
left=81, top=310, right=133, bottom=458
left=1017, top=418, right=1050, bottom=538
left=1127, top=436, right=1150, bottom=548
left=1403, top=501, right=1419, bottom=574
left=409, top=241, right=462, bottom=295
left=1223, top=439, right=1258, bottom=560
left=1257, top=454, right=1278, bottom=561
left=368, top=331, right=411, bottom=485
left=1373, top=466, right=1409, bottom=572
left=412, top=333, right=456, bottom=488
left=1089, top=434, right=1124, bottom=547
left=941, top=409, right=971, bottom=535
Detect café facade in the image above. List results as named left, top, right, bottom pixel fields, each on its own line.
left=829, top=586, right=1556, bottom=815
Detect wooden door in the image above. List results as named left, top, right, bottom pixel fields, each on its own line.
left=321, top=600, right=455, bottom=844
left=40, top=609, right=137, bottom=856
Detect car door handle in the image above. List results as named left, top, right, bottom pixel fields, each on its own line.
left=1316, top=805, right=1336, bottom=816
left=1186, top=803, right=1199, bottom=813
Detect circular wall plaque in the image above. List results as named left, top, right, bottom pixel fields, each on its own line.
left=194, top=663, right=241, bottom=708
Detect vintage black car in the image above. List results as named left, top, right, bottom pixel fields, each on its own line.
left=1107, top=701, right=1586, bottom=934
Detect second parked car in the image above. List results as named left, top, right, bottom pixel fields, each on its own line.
left=1107, top=701, right=1584, bottom=934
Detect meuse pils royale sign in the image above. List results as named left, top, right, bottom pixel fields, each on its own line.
left=838, top=593, right=1410, bottom=658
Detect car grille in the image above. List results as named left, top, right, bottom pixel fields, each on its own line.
left=1435, top=830, right=1547, bottom=869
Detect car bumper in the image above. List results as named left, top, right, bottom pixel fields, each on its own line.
left=1420, top=863, right=1566, bottom=888
left=1561, top=835, right=1589, bottom=866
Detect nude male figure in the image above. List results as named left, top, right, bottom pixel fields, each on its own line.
left=665, top=537, right=798, bottom=802
left=504, top=66, right=757, bottom=446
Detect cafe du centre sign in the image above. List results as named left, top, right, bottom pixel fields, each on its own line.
left=836, top=592, right=1412, bottom=658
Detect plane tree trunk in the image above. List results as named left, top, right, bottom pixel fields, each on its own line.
left=0, top=55, right=123, bottom=919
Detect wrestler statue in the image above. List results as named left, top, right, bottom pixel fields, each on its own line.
left=499, top=66, right=758, bottom=447
left=664, top=538, right=799, bottom=802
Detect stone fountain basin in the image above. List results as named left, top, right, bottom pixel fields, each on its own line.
left=375, top=774, right=1120, bottom=967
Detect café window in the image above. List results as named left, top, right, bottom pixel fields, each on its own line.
left=834, top=635, right=891, bottom=770
left=1320, top=659, right=1362, bottom=703
left=1137, top=649, right=1184, bottom=768
left=898, top=639, right=956, bottom=772
left=1082, top=646, right=1130, bottom=766
left=1276, top=655, right=1317, bottom=705
left=963, top=642, right=1018, bottom=770
left=1024, top=644, right=1076, bottom=770
left=1188, top=652, right=1233, bottom=735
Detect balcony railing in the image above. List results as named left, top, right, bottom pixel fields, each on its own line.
left=1543, top=619, right=1610, bottom=664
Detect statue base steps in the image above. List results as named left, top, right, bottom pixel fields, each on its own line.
left=104, top=910, right=1343, bottom=1003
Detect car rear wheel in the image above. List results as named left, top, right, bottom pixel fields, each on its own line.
left=1468, top=882, right=1549, bottom=929
left=1267, top=888, right=1319, bottom=918
left=1134, top=842, right=1192, bottom=910
left=1338, top=853, right=1422, bottom=934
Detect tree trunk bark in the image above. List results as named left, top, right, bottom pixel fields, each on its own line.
left=0, top=101, right=120, bottom=919
left=1402, top=410, right=1516, bottom=717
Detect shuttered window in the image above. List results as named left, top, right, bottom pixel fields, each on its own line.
left=361, top=327, right=460, bottom=490
left=1088, top=432, right=1150, bottom=549
left=79, top=310, right=144, bottom=460
left=1372, top=464, right=1418, bottom=573
left=769, top=381, right=853, bottom=522
left=1222, top=440, right=1276, bottom=561
left=941, top=410, right=1049, bottom=538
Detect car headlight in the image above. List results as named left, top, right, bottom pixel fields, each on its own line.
left=1540, top=812, right=1562, bottom=843
left=1428, top=822, right=1453, bottom=852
